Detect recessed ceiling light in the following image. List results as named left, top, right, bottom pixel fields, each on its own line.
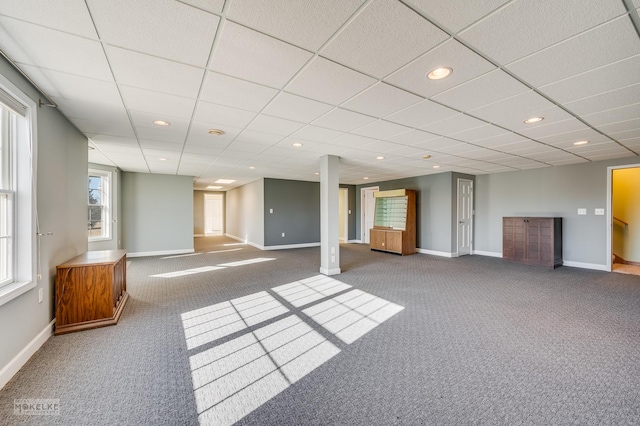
left=159, top=157, right=168, bottom=161
left=208, top=129, right=225, bottom=136
left=433, top=165, right=440, bottom=169
left=207, top=185, right=223, bottom=190
left=376, top=156, right=385, bottom=160
left=524, top=117, right=544, bottom=124
left=292, top=142, right=303, bottom=147
left=573, top=140, right=589, bottom=146
left=249, top=166, right=255, bottom=169
left=427, top=67, right=453, bottom=80
left=215, top=179, right=235, bottom=184
left=363, top=177, right=369, bottom=180
left=423, top=154, right=432, bottom=159
left=153, top=120, right=170, bottom=126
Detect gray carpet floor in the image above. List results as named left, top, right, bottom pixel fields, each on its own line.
left=1, top=236, right=639, bottom=425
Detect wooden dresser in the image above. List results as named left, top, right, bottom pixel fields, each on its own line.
left=370, top=189, right=416, bottom=255
left=55, top=249, right=128, bottom=335
left=503, top=217, right=562, bottom=268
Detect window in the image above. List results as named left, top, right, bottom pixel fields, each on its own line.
left=0, top=107, right=13, bottom=286
left=0, top=77, right=36, bottom=304
left=88, top=170, right=111, bottom=241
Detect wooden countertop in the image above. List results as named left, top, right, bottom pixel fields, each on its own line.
left=56, top=249, right=127, bottom=268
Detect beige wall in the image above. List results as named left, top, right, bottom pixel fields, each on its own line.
left=612, top=167, right=640, bottom=262
left=193, top=190, right=225, bottom=235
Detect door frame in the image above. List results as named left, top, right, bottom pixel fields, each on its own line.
left=339, top=188, right=348, bottom=243
left=456, top=178, right=474, bottom=256
left=606, top=163, right=640, bottom=271
left=204, top=193, right=223, bottom=235
left=360, top=186, right=379, bottom=243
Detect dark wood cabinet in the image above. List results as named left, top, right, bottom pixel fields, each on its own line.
left=503, top=217, right=562, bottom=268
left=370, top=189, right=416, bottom=255
left=55, top=250, right=128, bottom=335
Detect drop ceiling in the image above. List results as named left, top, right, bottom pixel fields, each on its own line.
left=0, top=0, right=639, bottom=190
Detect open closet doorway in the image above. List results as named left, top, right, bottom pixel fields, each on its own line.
left=361, top=186, right=379, bottom=244
left=339, top=188, right=348, bottom=243
left=204, top=194, right=223, bottom=236
left=608, top=164, right=640, bottom=275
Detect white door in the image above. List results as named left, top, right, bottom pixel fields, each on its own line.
left=204, top=194, right=223, bottom=235
left=361, top=187, right=379, bottom=244
left=457, top=179, right=473, bottom=256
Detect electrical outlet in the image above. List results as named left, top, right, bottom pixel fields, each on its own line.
left=348, top=210, right=351, bottom=214
left=281, top=232, right=285, bottom=237
left=577, top=208, right=587, bottom=215
left=38, top=288, right=43, bottom=304
left=270, top=209, right=273, bottom=214
left=595, top=208, right=605, bottom=215
left=331, top=256, right=335, bottom=262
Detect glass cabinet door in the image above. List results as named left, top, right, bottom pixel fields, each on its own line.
left=374, top=196, right=407, bottom=230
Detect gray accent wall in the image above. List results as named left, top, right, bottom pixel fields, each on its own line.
left=264, top=178, right=320, bottom=246
left=121, top=172, right=194, bottom=255
left=474, top=156, right=640, bottom=266
left=0, top=56, right=88, bottom=373
left=356, top=172, right=475, bottom=254
left=225, top=179, right=264, bottom=247
left=193, top=190, right=225, bottom=235
left=88, top=163, right=121, bottom=251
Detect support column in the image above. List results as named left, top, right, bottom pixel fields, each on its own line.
left=320, top=155, right=340, bottom=276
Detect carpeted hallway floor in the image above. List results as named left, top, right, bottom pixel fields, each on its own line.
left=1, top=236, right=640, bottom=425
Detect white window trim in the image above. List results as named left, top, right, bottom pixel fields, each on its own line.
left=0, top=73, right=37, bottom=307
left=88, top=169, right=112, bottom=242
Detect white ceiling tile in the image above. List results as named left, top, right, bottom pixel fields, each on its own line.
left=227, top=0, right=364, bottom=51
left=178, top=0, right=224, bottom=14
left=468, top=91, right=556, bottom=126
left=136, top=126, right=187, bottom=144
left=210, top=21, right=312, bottom=88
left=120, top=86, right=196, bottom=119
left=519, top=119, right=588, bottom=140
left=343, top=83, right=423, bottom=117
left=472, top=132, right=529, bottom=148
left=583, top=104, right=640, bottom=127
left=432, top=70, right=529, bottom=112
left=384, top=145, right=431, bottom=158
left=386, top=129, right=439, bottom=145
left=329, top=134, right=377, bottom=149
left=351, top=120, right=411, bottom=139
left=385, top=100, right=458, bottom=128
left=448, top=124, right=510, bottom=143
left=88, top=149, right=116, bottom=166
left=285, top=57, right=376, bottom=105
left=506, top=16, right=640, bottom=87
left=200, top=72, right=279, bottom=112
left=235, top=129, right=284, bottom=146
left=18, top=64, right=119, bottom=103
left=537, top=129, right=610, bottom=148
left=148, top=164, right=179, bottom=175
left=87, top=0, right=219, bottom=67
left=262, top=93, right=334, bottom=123
left=539, top=55, right=640, bottom=104
left=607, top=128, right=640, bottom=142
left=360, top=140, right=405, bottom=154
left=106, top=46, right=204, bottom=98
left=142, top=149, right=181, bottom=161
left=564, top=84, right=640, bottom=116
left=420, top=114, right=486, bottom=136
left=320, top=0, right=448, bottom=78
left=385, top=40, right=496, bottom=98
left=312, top=108, right=377, bottom=132
left=289, top=125, right=343, bottom=143
left=53, top=96, right=128, bottom=124
left=275, top=138, right=320, bottom=151
left=225, top=141, right=270, bottom=154
left=0, top=17, right=112, bottom=81
left=0, top=0, right=98, bottom=38
left=459, top=0, right=626, bottom=65
left=403, top=0, right=510, bottom=32
left=186, top=121, right=241, bottom=147
left=128, top=110, right=191, bottom=133
left=138, top=140, right=184, bottom=151
left=411, top=136, right=464, bottom=151
left=496, top=140, right=558, bottom=155
left=432, top=142, right=480, bottom=155
left=193, top=101, right=257, bottom=128
left=88, top=134, right=138, bottom=147
left=182, top=144, right=225, bottom=156
left=598, top=118, right=640, bottom=134
left=247, top=115, right=305, bottom=136
left=584, top=151, right=637, bottom=161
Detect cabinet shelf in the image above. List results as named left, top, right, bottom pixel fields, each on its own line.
left=370, top=189, right=416, bottom=255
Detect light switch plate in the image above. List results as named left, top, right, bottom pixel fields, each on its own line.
left=578, top=208, right=587, bottom=215
left=595, top=208, right=604, bottom=215
left=269, top=208, right=273, bottom=214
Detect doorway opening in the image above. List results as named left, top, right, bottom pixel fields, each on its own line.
left=361, top=186, right=379, bottom=244
left=204, top=194, right=223, bottom=236
left=456, top=178, right=473, bottom=256
left=339, top=188, right=348, bottom=243
left=607, top=164, right=640, bottom=276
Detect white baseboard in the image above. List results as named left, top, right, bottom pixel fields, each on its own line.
left=562, top=260, right=609, bottom=271
left=417, top=248, right=455, bottom=258
left=127, top=248, right=195, bottom=258
left=473, top=250, right=502, bottom=258
left=347, top=240, right=362, bottom=244
left=194, top=234, right=205, bottom=237
left=224, top=234, right=263, bottom=250
left=263, top=242, right=320, bottom=251
left=1, top=319, right=55, bottom=390
left=319, top=267, right=341, bottom=275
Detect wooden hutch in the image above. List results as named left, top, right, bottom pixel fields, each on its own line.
left=370, top=189, right=416, bottom=255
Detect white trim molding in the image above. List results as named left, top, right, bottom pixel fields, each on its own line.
left=347, top=240, right=362, bottom=244
left=263, top=242, right=320, bottom=251
left=127, top=248, right=195, bottom=258
left=562, top=260, right=609, bottom=271
left=194, top=234, right=205, bottom=237
left=0, top=319, right=54, bottom=390
left=473, top=250, right=502, bottom=258
left=0, top=280, right=36, bottom=307
left=319, top=267, right=341, bottom=276
left=417, top=248, right=455, bottom=258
